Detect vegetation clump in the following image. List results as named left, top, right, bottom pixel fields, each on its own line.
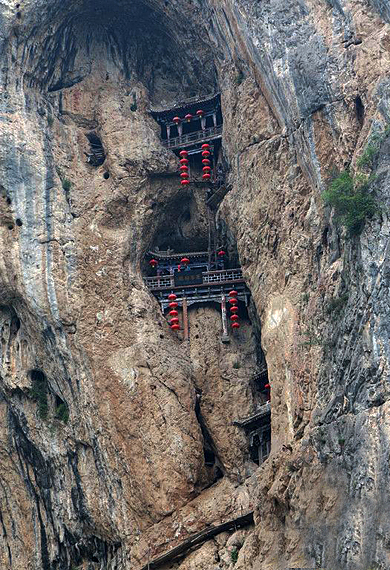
left=230, top=546, right=239, bottom=564
left=323, top=124, right=390, bottom=236
left=322, top=170, right=377, bottom=236
left=55, top=402, right=69, bottom=424
left=30, top=370, right=48, bottom=420
left=62, top=178, right=71, bottom=192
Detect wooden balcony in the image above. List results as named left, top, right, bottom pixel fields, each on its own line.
left=145, top=269, right=244, bottom=291
left=162, top=125, right=223, bottom=150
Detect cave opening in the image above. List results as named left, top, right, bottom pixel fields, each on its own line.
left=355, top=95, right=365, bottom=125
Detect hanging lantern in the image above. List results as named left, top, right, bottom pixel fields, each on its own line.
left=185, top=113, right=193, bottom=122
left=168, top=293, right=177, bottom=301
left=196, top=110, right=204, bottom=117
left=180, top=159, right=189, bottom=166
left=228, top=298, right=238, bottom=305
left=202, top=150, right=211, bottom=158
left=264, top=383, right=271, bottom=401
left=181, top=257, right=190, bottom=265
left=169, top=309, right=179, bottom=317
left=179, top=150, right=189, bottom=157
left=202, top=166, right=211, bottom=173
left=173, top=116, right=181, bottom=124
left=217, top=250, right=226, bottom=257
left=180, top=172, right=189, bottom=179
left=230, top=314, right=239, bottom=321
left=232, top=322, right=240, bottom=329
left=180, top=165, right=189, bottom=172
left=169, top=302, right=178, bottom=309
left=201, top=143, right=210, bottom=150
left=202, top=173, right=211, bottom=180
left=170, top=317, right=179, bottom=325
left=230, top=305, right=239, bottom=313
left=149, top=259, right=158, bottom=268
left=181, top=179, right=190, bottom=186
left=171, top=323, right=180, bottom=331
left=202, top=158, right=211, bottom=166
left=229, top=290, right=238, bottom=297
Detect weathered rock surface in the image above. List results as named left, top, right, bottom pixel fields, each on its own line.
left=1, top=0, right=390, bottom=569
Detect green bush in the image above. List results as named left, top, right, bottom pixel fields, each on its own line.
left=30, top=372, right=48, bottom=420
left=322, top=170, right=377, bottom=235
left=62, top=179, right=71, bottom=192
left=55, top=402, right=69, bottom=424
left=357, top=124, right=390, bottom=170
left=230, top=547, right=239, bottom=564
left=232, top=361, right=241, bottom=369
left=326, top=293, right=348, bottom=316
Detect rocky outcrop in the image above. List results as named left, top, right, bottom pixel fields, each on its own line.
left=1, top=0, right=390, bottom=569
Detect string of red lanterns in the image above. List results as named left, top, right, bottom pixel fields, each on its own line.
left=228, top=290, right=240, bottom=329
left=179, top=150, right=190, bottom=186
left=167, top=293, right=180, bottom=331
left=202, top=144, right=211, bottom=181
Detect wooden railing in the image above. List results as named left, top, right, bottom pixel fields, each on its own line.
left=144, top=268, right=243, bottom=291
left=162, top=125, right=223, bottom=150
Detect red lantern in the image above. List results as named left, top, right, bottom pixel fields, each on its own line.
left=229, top=290, right=238, bottom=297
left=217, top=250, right=226, bottom=257
left=169, top=310, right=179, bottom=317
left=179, top=150, right=188, bottom=157
left=168, top=293, right=177, bottom=301
left=173, top=117, right=181, bottom=124
left=170, top=317, right=179, bottom=325
left=230, top=306, right=239, bottom=313
left=230, top=314, right=239, bottom=321
left=171, top=324, right=180, bottom=331
left=201, top=143, right=210, bottom=149
left=181, top=257, right=190, bottom=265
left=228, top=298, right=238, bottom=305
left=202, top=150, right=211, bottom=158
left=149, top=259, right=158, bottom=268
left=169, top=302, right=178, bottom=309
left=203, top=173, right=211, bottom=180
left=232, top=322, right=240, bottom=329
left=196, top=110, right=204, bottom=117
left=180, top=165, right=189, bottom=171
left=180, top=158, right=189, bottom=165
left=181, top=179, right=190, bottom=186
left=203, top=166, right=211, bottom=173
left=185, top=113, right=193, bottom=122
left=180, top=172, right=189, bottom=179
left=202, top=159, right=211, bottom=166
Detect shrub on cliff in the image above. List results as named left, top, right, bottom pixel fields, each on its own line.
left=323, top=170, right=377, bottom=236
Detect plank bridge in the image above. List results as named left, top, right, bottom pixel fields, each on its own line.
left=139, top=511, right=254, bottom=570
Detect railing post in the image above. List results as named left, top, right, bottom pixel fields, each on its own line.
left=182, top=298, right=189, bottom=341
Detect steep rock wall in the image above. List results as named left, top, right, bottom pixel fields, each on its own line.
left=0, top=1, right=390, bottom=569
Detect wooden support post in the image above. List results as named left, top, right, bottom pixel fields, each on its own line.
left=167, top=124, right=171, bottom=140
left=221, top=294, right=230, bottom=343
left=183, top=297, right=189, bottom=341
left=212, top=112, right=217, bottom=127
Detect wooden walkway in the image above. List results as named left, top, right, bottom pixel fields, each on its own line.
left=140, top=511, right=254, bottom=570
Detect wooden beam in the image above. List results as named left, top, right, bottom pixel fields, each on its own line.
left=139, top=512, right=254, bottom=570
left=221, top=294, right=229, bottom=343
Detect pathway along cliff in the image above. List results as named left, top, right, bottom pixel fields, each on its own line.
left=0, top=1, right=390, bottom=569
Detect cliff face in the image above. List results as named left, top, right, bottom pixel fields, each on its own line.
left=1, top=1, right=390, bottom=569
